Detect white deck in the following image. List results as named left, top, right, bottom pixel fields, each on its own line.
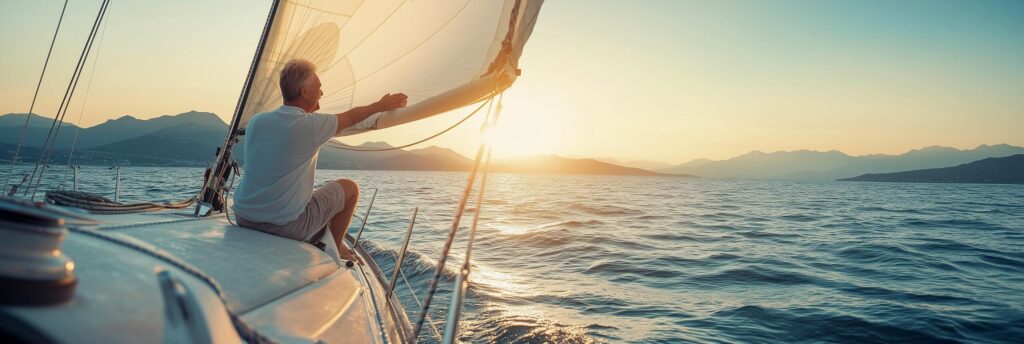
left=3, top=207, right=410, bottom=343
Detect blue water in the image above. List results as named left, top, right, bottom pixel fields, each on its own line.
left=11, top=166, right=1024, bottom=343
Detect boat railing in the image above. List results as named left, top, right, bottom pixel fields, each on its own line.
left=349, top=201, right=447, bottom=343
left=387, top=207, right=418, bottom=299
left=110, top=165, right=121, bottom=203
left=6, top=164, right=115, bottom=200
left=352, top=188, right=378, bottom=247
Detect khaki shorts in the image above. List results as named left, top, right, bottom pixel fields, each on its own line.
left=237, top=182, right=345, bottom=243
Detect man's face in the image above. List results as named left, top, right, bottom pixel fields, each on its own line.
left=303, top=73, right=324, bottom=111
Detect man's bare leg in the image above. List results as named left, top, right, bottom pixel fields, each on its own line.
left=330, top=179, right=360, bottom=262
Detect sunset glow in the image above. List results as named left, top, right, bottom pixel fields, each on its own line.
left=2, top=0, right=1022, bottom=164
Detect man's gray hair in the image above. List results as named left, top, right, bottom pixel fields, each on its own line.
left=280, top=59, right=316, bottom=101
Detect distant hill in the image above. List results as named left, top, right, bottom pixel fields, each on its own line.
left=840, top=154, right=1024, bottom=184
left=0, top=113, right=80, bottom=149
left=659, top=144, right=1024, bottom=180
left=492, top=155, right=689, bottom=177
left=0, top=111, right=225, bottom=150
left=89, top=124, right=227, bottom=162
left=0, top=112, right=670, bottom=176
left=0, top=113, right=78, bottom=128
left=594, top=157, right=675, bottom=171
left=81, top=111, right=226, bottom=148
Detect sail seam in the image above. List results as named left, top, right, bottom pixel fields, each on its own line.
left=289, top=1, right=354, bottom=17
left=322, top=0, right=409, bottom=71
left=321, top=0, right=475, bottom=99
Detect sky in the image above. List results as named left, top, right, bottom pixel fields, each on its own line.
left=1, top=0, right=1023, bottom=165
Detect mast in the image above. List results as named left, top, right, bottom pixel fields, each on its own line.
left=195, top=0, right=281, bottom=216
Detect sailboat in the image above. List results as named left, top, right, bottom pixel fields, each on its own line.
left=0, top=0, right=543, bottom=343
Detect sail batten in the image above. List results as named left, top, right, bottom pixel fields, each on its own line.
left=237, top=0, right=543, bottom=135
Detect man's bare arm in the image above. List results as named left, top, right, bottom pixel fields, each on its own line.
left=334, top=93, right=408, bottom=136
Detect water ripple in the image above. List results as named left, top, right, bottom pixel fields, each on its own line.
left=45, top=167, right=1024, bottom=343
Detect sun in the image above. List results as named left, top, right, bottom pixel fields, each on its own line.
left=482, top=86, right=571, bottom=158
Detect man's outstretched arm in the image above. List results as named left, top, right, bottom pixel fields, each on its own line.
left=335, top=93, right=408, bottom=136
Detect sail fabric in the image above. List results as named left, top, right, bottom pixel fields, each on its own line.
left=238, top=0, right=544, bottom=137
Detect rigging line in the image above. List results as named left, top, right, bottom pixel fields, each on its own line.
left=27, top=0, right=111, bottom=200
left=321, top=0, right=474, bottom=100
left=200, top=0, right=282, bottom=209
left=326, top=96, right=493, bottom=152
left=2, top=0, right=69, bottom=195
left=25, top=0, right=109, bottom=197
left=60, top=9, right=111, bottom=190
left=26, top=0, right=111, bottom=199
left=411, top=93, right=497, bottom=342
left=443, top=92, right=501, bottom=342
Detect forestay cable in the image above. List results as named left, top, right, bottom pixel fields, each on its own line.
left=411, top=91, right=500, bottom=342
left=26, top=0, right=112, bottom=200
left=59, top=4, right=112, bottom=191
left=442, top=92, right=502, bottom=343
left=2, top=0, right=69, bottom=195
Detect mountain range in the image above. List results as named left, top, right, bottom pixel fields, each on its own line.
left=0, top=112, right=676, bottom=177
left=840, top=154, right=1024, bottom=184
left=0, top=111, right=227, bottom=151
left=4, top=112, right=1019, bottom=180
left=658, top=144, right=1024, bottom=180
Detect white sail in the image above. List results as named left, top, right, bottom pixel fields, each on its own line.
left=238, top=0, right=544, bottom=137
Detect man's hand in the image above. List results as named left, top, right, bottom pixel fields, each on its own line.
left=376, top=93, right=408, bottom=112
left=334, top=93, right=408, bottom=136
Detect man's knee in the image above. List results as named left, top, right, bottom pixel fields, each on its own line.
left=335, top=179, right=359, bottom=200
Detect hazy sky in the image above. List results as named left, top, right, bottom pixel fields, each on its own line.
left=2, top=0, right=1022, bottom=164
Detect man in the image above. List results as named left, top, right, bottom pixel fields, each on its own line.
left=232, top=59, right=407, bottom=262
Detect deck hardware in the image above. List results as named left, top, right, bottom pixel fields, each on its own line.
left=157, top=269, right=214, bottom=344
left=72, top=165, right=79, bottom=191
left=111, top=166, right=120, bottom=203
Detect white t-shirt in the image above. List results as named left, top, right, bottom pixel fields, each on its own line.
left=232, top=105, right=338, bottom=224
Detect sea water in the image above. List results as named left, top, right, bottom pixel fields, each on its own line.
left=11, top=166, right=1024, bottom=343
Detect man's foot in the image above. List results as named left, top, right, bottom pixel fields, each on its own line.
left=337, top=246, right=361, bottom=264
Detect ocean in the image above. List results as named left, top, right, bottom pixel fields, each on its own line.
left=9, top=166, right=1024, bottom=343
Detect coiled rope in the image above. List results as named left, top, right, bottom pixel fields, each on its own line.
left=45, top=190, right=194, bottom=215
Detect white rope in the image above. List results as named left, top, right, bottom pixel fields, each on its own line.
left=326, top=97, right=493, bottom=152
